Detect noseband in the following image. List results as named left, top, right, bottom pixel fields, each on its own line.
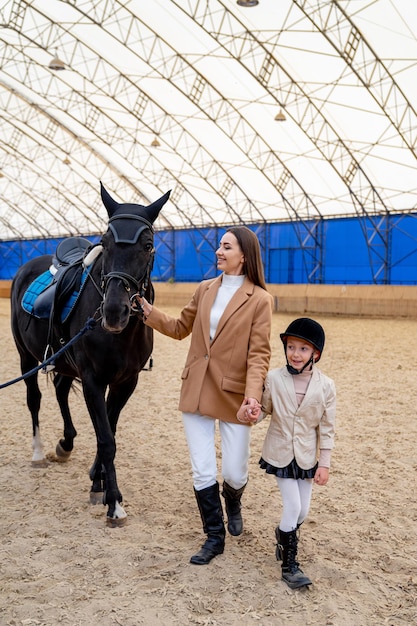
left=100, top=214, right=155, bottom=316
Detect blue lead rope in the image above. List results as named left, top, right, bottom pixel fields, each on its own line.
left=0, top=317, right=97, bottom=390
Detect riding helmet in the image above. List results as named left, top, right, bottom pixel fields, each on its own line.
left=280, top=317, right=325, bottom=362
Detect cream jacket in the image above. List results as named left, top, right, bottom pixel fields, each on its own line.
left=144, top=275, right=273, bottom=423
left=259, top=366, right=336, bottom=470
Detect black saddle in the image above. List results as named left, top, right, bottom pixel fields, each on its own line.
left=54, top=237, right=92, bottom=266
left=33, top=237, right=92, bottom=320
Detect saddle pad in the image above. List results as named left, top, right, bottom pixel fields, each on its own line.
left=21, top=269, right=53, bottom=314
left=22, top=268, right=89, bottom=323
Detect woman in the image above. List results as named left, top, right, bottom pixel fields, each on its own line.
left=137, top=226, right=272, bottom=565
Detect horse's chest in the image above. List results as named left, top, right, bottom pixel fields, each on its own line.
left=85, top=339, right=150, bottom=381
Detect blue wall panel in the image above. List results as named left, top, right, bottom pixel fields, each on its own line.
left=2, top=215, right=417, bottom=284
left=390, top=215, right=417, bottom=284
left=324, top=218, right=374, bottom=284
left=0, top=236, right=100, bottom=280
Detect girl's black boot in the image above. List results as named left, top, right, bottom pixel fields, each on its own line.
left=277, top=528, right=312, bottom=589
left=275, top=522, right=302, bottom=561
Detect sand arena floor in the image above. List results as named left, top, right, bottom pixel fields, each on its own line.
left=0, top=297, right=416, bottom=625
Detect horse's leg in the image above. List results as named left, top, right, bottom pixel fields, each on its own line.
left=19, top=351, right=47, bottom=468
left=82, top=378, right=126, bottom=527
left=89, top=452, right=105, bottom=505
left=88, top=375, right=138, bottom=508
left=51, top=374, right=77, bottom=462
left=106, top=375, right=139, bottom=434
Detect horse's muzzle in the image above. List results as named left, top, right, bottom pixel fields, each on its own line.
left=101, top=302, right=130, bottom=333
left=101, top=319, right=125, bottom=333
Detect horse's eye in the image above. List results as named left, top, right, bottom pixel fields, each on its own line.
left=145, top=243, right=153, bottom=252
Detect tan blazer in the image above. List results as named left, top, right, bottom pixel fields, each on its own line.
left=259, top=366, right=336, bottom=470
left=145, top=275, right=273, bottom=422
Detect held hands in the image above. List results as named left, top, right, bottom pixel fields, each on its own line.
left=314, top=466, right=329, bottom=486
left=237, top=397, right=261, bottom=424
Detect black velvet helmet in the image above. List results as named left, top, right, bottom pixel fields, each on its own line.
left=280, top=317, right=325, bottom=362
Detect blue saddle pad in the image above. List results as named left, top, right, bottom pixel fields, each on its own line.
left=21, top=270, right=53, bottom=313
left=22, top=268, right=89, bottom=322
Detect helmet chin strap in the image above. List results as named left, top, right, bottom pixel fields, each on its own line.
left=286, top=354, right=314, bottom=375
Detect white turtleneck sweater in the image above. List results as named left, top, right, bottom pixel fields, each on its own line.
left=209, top=273, right=245, bottom=341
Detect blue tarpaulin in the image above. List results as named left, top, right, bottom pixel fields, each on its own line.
left=2, top=215, right=417, bottom=285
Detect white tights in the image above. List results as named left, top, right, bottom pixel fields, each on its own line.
left=276, top=476, right=314, bottom=532
left=182, top=412, right=251, bottom=491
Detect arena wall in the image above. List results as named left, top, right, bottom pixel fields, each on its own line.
left=153, top=283, right=417, bottom=317
left=2, top=280, right=416, bottom=317
left=2, top=214, right=417, bottom=286
left=0, top=281, right=10, bottom=299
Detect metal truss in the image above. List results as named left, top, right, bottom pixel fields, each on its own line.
left=292, top=0, right=417, bottom=280
left=179, top=0, right=403, bottom=282
left=0, top=0, right=326, bottom=279
left=0, top=0, right=416, bottom=283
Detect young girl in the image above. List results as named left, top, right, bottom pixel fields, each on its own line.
left=237, top=317, right=336, bottom=589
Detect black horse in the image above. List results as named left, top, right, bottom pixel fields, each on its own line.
left=10, top=183, right=170, bottom=526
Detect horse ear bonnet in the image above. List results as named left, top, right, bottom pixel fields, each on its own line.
left=100, top=182, right=171, bottom=244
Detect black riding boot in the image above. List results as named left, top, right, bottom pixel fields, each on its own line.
left=190, top=482, right=226, bottom=565
left=276, top=527, right=312, bottom=589
left=275, top=522, right=302, bottom=561
left=222, top=481, right=246, bottom=536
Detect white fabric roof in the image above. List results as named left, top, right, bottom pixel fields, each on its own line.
left=0, top=0, right=416, bottom=239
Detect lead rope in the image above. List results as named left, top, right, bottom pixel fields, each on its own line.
left=0, top=317, right=97, bottom=390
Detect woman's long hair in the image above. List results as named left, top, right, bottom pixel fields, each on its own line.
left=227, top=226, right=267, bottom=290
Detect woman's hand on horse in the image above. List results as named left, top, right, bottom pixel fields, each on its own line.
left=135, top=295, right=152, bottom=319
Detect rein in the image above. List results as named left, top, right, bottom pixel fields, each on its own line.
left=0, top=317, right=98, bottom=389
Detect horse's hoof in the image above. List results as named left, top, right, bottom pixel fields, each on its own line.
left=90, top=491, right=104, bottom=505
left=106, top=515, right=127, bottom=528
left=31, top=458, right=49, bottom=468
left=55, top=441, right=72, bottom=462
left=105, top=500, right=127, bottom=527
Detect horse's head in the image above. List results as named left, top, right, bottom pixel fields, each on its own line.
left=99, top=183, right=170, bottom=333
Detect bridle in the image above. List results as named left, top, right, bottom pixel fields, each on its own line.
left=101, top=261, right=154, bottom=314
left=99, top=214, right=156, bottom=317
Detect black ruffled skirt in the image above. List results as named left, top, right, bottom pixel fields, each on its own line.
left=259, top=457, right=317, bottom=480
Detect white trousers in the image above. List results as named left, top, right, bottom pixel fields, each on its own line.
left=276, top=476, right=314, bottom=532
left=182, top=412, right=251, bottom=492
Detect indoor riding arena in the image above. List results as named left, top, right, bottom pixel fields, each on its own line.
left=1, top=2, right=417, bottom=625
